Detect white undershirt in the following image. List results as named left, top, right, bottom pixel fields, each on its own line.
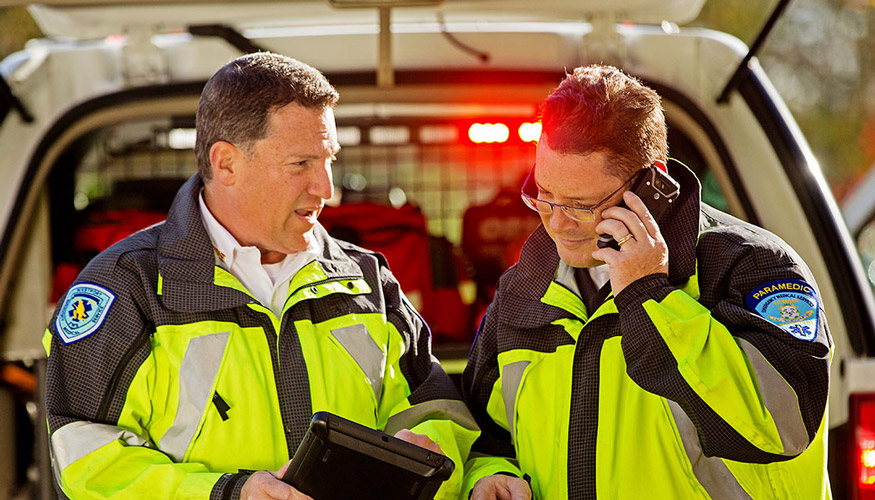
left=588, top=264, right=611, bottom=290
left=198, top=191, right=318, bottom=318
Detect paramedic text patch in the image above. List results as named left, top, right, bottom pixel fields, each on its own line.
left=746, top=279, right=818, bottom=341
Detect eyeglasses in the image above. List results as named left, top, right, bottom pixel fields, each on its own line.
left=520, top=164, right=637, bottom=222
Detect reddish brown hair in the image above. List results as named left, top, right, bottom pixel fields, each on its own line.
left=540, top=65, right=667, bottom=179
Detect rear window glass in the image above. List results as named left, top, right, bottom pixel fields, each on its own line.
left=47, top=103, right=730, bottom=351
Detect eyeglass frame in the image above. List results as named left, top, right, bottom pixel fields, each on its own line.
left=520, top=164, right=639, bottom=222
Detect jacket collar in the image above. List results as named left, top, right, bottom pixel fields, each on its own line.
left=157, top=174, right=363, bottom=312
left=496, top=160, right=701, bottom=327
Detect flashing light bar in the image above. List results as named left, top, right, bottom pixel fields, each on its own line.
left=518, top=122, right=541, bottom=143
left=337, top=126, right=362, bottom=146
left=167, top=128, right=197, bottom=150
left=468, top=123, right=510, bottom=144
left=370, top=125, right=410, bottom=145
left=420, top=124, right=459, bottom=144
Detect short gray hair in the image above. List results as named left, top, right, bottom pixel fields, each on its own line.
left=195, top=52, right=339, bottom=179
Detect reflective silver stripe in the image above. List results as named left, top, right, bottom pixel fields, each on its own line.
left=160, top=331, right=230, bottom=462
left=384, top=399, right=479, bottom=435
left=737, top=338, right=809, bottom=455
left=331, top=324, right=385, bottom=399
left=668, top=400, right=752, bottom=499
left=52, top=421, right=150, bottom=472
left=501, top=360, right=529, bottom=442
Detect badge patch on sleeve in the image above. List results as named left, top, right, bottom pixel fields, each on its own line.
left=55, top=283, right=116, bottom=344
left=746, top=279, right=819, bottom=341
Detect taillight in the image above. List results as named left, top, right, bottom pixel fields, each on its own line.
left=852, top=394, right=875, bottom=499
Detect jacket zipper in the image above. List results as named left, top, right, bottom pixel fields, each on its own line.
left=212, top=392, right=231, bottom=421
left=387, top=307, right=425, bottom=388
left=96, top=329, right=152, bottom=422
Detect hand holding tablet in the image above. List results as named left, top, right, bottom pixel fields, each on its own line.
left=282, top=412, right=455, bottom=500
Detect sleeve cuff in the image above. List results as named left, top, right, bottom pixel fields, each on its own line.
left=614, top=273, right=671, bottom=311
left=210, top=471, right=252, bottom=500
left=461, top=455, right=523, bottom=498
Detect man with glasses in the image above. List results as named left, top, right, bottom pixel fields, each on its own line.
left=461, top=65, right=832, bottom=499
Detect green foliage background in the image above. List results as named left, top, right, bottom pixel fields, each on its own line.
left=693, top=0, right=875, bottom=199
left=0, top=7, right=40, bottom=59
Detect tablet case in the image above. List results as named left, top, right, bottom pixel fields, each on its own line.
left=282, top=411, right=455, bottom=499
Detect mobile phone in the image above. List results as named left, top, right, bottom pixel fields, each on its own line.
left=596, top=163, right=680, bottom=250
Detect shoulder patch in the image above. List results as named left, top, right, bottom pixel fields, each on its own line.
left=745, top=279, right=818, bottom=341
left=55, top=283, right=116, bottom=345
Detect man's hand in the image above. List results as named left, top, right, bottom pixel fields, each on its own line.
left=591, top=190, right=669, bottom=295
left=394, top=429, right=444, bottom=455
left=470, top=474, right=532, bottom=500
left=240, top=461, right=314, bottom=500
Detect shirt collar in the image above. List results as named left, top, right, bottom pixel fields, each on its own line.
left=198, top=190, right=243, bottom=268
left=197, top=189, right=319, bottom=271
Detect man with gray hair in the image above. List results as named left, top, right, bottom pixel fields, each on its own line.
left=44, top=52, right=477, bottom=500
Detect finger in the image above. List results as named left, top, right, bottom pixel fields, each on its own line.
left=273, top=459, right=293, bottom=479
left=471, top=477, right=502, bottom=500
left=591, top=246, right=619, bottom=266
left=394, top=430, right=443, bottom=454
left=622, top=191, right=660, bottom=239
left=593, top=218, right=630, bottom=241
left=599, top=199, right=648, bottom=243
left=256, top=473, right=301, bottom=499
left=469, top=483, right=489, bottom=500
left=498, top=482, right=519, bottom=500
left=509, top=479, right=532, bottom=500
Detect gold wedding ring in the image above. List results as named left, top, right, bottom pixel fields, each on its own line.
left=616, top=233, right=635, bottom=246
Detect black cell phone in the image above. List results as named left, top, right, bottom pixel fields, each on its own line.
left=597, top=164, right=680, bottom=250
left=281, top=411, right=455, bottom=500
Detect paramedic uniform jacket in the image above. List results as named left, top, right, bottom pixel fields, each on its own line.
left=44, top=174, right=478, bottom=500
left=461, top=163, right=832, bottom=499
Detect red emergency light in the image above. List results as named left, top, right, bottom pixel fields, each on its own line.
left=468, top=123, right=510, bottom=144
left=518, top=122, right=541, bottom=143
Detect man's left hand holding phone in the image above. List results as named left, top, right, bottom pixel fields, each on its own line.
left=591, top=165, right=679, bottom=295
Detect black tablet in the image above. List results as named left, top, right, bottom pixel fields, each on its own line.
left=282, top=411, right=455, bottom=500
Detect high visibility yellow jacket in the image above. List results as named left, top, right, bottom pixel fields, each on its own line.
left=462, top=164, right=832, bottom=499
left=44, top=174, right=478, bottom=500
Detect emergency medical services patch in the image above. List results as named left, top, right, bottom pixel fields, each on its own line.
left=745, top=279, right=818, bottom=341
left=55, top=283, right=116, bottom=344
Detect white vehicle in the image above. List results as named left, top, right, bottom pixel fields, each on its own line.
left=843, top=163, right=875, bottom=295
left=0, top=0, right=873, bottom=498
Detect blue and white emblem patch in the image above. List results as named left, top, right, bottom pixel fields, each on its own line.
left=745, top=279, right=819, bottom=341
left=55, top=283, right=116, bottom=345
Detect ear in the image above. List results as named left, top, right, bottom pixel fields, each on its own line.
left=209, top=141, right=243, bottom=186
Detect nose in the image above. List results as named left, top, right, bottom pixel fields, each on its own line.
left=309, top=160, right=334, bottom=200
